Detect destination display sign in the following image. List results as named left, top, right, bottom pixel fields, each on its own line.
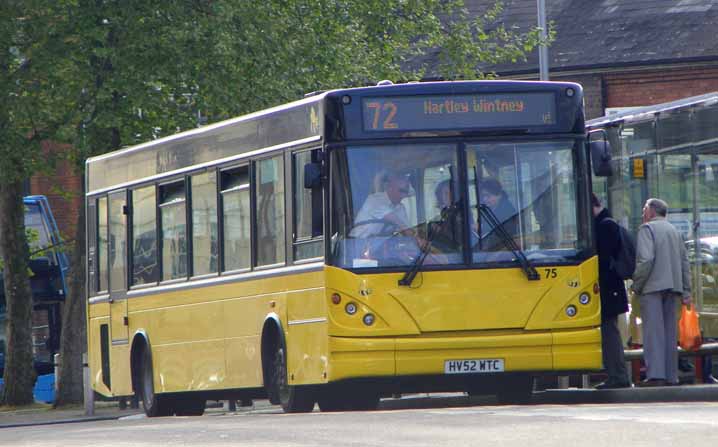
left=361, top=92, right=556, bottom=132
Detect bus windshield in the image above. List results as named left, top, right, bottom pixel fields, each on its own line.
left=330, top=140, right=586, bottom=270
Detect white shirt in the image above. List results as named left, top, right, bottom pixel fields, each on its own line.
left=350, top=192, right=409, bottom=238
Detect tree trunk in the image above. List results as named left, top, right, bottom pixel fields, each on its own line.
left=54, top=182, right=86, bottom=406
left=0, top=178, right=36, bottom=406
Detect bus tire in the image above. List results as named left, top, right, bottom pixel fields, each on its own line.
left=139, top=348, right=173, bottom=417
left=496, top=375, right=534, bottom=405
left=271, top=343, right=315, bottom=413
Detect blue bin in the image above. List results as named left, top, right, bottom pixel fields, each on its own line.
left=33, top=374, right=55, bottom=404
left=0, top=374, right=55, bottom=403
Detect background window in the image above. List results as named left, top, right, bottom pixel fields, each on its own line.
left=255, top=156, right=285, bottom=266
left=293, top=150, right=323, bottom=260
left=191, top=171, right=218, bottom=276
left=221, top=166, right=251, bottom=271
left=97, top=197, right=108, bottom=292
left=132, top=186, right=158, bottom=285
left=160, top=182, right=187, bottom=280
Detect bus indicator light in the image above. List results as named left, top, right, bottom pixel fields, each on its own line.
left=593, top=283, right=600, bottom=294
left=331, top=293, right=342, bottom=305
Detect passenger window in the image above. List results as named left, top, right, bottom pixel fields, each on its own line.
left=255, top=156, right=285, bottom=266
left=160, top=181, right=187, bottom=280
left=109, top=191, right=127, bottom=292
left=293, top=150, right=323, bottom=260
left=87, top=200, right=97, bottom=295
left=221, top=166, right=251, bottom=271
left=191, top=171, right=218, bottom=276
left=131, top=185, right=158, bottom=285
left=97, top=196, right=109, bottom=292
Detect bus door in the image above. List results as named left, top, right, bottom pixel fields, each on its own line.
left=108, top=190, right=129, bottom=344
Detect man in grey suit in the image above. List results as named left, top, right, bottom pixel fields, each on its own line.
left=632, top=198, right=692, bottom=387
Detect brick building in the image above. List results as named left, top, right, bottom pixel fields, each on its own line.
left=459, top=0, right=718, bottom=119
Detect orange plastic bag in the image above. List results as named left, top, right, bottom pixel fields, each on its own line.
left=679, top=304, right=703, bottom=352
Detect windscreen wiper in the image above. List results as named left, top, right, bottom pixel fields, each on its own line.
left=399, top=202, right=461, bottom=287
left=478, top=204, right=540, bottom=281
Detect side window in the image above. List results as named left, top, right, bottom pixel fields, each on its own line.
left=293, top=149, right=323, bottom=260
left=131, top=185, right=158, bottom=285
left=255, top=156, right=285, bottom=266
left=221, top=166, right=251, bottom=271
left=191, top=171, right=218, bottom=276
left=97, top=196, right=109, bottom=292
left=160, top=181, right=187, bottom=281
left=109, top=191, right=127, bottom=292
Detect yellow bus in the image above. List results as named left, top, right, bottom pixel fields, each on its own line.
left=86, top=80, right=610, bottom=416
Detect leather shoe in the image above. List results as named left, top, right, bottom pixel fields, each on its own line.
left=595, top=380, right=632, bottom=390
left=639, top=378, right=666, bottom=387
left=703, top=375, right=718, bottom=384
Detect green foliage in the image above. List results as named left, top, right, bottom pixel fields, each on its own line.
left=434, top=1, right=554, bottom=80
left=1, top=0, right=550, bottom=166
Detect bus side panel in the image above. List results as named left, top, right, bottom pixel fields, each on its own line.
left=223, top=292, right=275, bottom=389
left=129, top=291, right=227, bottom=393
left=109, top=343, right=133, bottom=395
left=286, top=281, right=328, bottom=385
left=87, top=311, right=111, bottom=396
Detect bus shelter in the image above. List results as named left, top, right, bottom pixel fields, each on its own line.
left=587, top=92, right=718, bottom=337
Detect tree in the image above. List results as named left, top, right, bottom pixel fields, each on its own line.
left=2, top=0, right=547, bottom=406
left=0, top=0, right=79, bottom=406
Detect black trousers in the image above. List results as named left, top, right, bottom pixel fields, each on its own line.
left=601, top=315, right=629, bottom=383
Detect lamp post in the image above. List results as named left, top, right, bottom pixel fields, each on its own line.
left=537, top=0, right=549, bottom=80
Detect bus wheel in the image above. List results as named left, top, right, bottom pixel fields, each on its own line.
left=174, top=397, right=206, bottom=416
left=271, top=344, right=315, bottom=413
left=496, top=375, right=534, bottom=405
left=139, top=349, right=173, bottom=417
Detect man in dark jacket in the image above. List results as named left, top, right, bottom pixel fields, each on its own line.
left=592, top=193, right=631, bottom=389
left=479, top=178, right=518, bottom=250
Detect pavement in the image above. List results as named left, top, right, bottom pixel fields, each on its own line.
left=3, top=383, right=718, bottom=428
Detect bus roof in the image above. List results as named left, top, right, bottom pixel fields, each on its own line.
left=86, top=80, right=582, bottom=195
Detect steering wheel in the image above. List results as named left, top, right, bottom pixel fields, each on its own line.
left=350, top=219, right=401, bottom=237
left=350, top=219, right=420, bottom=265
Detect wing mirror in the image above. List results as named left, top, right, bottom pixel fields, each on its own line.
left=304, top=162, right=322, bottom=189
left=588, top=130, right=613, bottom=177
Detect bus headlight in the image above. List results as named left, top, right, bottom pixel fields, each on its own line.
left=345, top=302, right=358, bottom=315
left=566, top=305, right=577, bottom=317
left=363, top=314, right=375, bottom=326
left=579, top=293, right=591, bottom=305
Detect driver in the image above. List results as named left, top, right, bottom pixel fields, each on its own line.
left=350, top=170, right=413, bottom=238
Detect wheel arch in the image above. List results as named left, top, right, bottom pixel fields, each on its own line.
left=130, top=330, right=151, bottom=396
left=261, top=313, right=285, bottom=391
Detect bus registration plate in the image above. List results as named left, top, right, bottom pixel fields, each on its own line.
left=444, top=359, right=504, bottom=374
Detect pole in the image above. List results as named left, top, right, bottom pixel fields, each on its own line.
left=537, top=0, right=549, bottom=80
left=83, top=352, right=95, bottom=416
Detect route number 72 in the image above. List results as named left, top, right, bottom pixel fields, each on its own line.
left=366, top=101, right=398, bottom=130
